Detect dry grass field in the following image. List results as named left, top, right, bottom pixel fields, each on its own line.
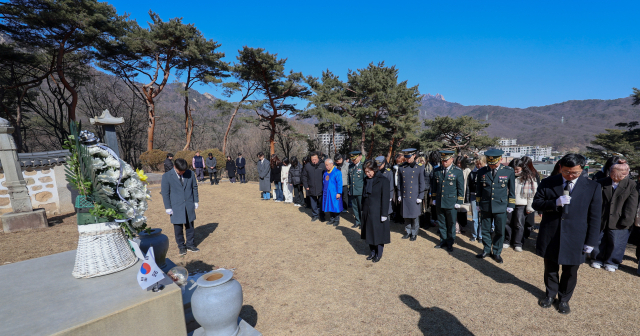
left=2, top=181, right=639, bottom=335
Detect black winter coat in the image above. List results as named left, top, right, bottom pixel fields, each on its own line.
left=533, top=175, right=601, bottom=265
left=288, top=164, right=303, bottom=185
left=164, top=158, right=174, bottom=173
left=302, top=161, right=326, bottom=197
left=361, top=173, right=391, bottom=245
left=225, top=160, right=236, bottom=178
left=270, top=163, right=282, bottom=183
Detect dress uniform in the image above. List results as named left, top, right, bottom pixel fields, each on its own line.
left=431, top=150, right=464, bottom=251
left=398, top=148, right=425, bottom=241
left=348, top=151, right=365, bottom=229
left=375, top=156, right=395, bottom=216
left=475, top=149, right=516, bottom=263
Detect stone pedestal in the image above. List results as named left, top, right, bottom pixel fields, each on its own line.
left=90, top=109, right=124, bottom=158
left=2, top=207, right=47, bottom=233
left=0, top=250, right=187, bottom=336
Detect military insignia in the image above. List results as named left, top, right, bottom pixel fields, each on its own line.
left=499, top=176, right=507, bottom=179
left=501, top=184, right=505, bottom=187
left=449, top=182, right=453, bottom=185
left=483, top=183, right=486, bottom=187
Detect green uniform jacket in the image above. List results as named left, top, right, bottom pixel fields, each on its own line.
left=475, top=165, right=516, bottom=213
left=430, top=165, right=464, bottom=209
left=348, top=161, right=365, bottom=196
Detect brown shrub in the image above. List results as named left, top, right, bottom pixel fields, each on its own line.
left=140, top=149, right=168, bottom=172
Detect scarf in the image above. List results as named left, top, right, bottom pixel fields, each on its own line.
left=364, top=174, right=375, bottom=196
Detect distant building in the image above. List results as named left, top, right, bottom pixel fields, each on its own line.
left=316, top=132, right=346, bottom=155
left=481, top=138, right=553, bottom=161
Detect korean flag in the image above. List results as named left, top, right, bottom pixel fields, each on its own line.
left=136, top=246, right=166, bottom=290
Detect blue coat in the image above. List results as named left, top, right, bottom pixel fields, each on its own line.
left=236, top=157, right=246, bottom=175
left=322, top=168, right=343, bottom=213
left=161, top=169, right=199, bottom=225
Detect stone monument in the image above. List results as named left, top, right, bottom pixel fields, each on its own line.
left=0, top=117, right=48, bottom=232
left=90, top=109, right=124, bottom=158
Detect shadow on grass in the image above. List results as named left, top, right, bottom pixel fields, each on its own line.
left=194, top=222, right=218, bottom=246
left=400, top=294, right=473, bottom=336
left=239, top=305, right=258, bottom=327
left=335, top=226, right=369, bottom=255
left=419, top=229, right=546, bottom=299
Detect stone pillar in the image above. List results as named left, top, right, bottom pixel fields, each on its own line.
left=0, top=118, right=48, bottom=232
left=90, top=109, right=124, bottom=158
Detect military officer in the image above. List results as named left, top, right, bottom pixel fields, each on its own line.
left=475, top=149, right=516, bottom=264
left=375, top=156, right=395, bottom=216
left=348, top=151, right=365, bottom=229
left=431, top=150, right=465, bottom=252
left=398, top=148, right=425, bottom=241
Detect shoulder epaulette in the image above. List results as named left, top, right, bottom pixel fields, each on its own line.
left=417, top=163, right=423, bottom=166
left=386, top=168, right=392, bottom=171
left=504, top=166, right=513, bottom=170
left=452, top=166, right=462, bottom=170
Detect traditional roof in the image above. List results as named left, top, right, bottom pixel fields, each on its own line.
left=7, top=150, right=70, bottom=169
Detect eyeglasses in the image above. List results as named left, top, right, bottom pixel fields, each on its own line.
left=560, top=170, right=582, bottom=177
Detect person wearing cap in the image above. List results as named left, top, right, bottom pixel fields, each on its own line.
left=322, top=158, right=343, bottom=226
left=236, top=153, right=246, bottom=183
left=431, top=150, right=464, bottom=251
left=398, top=148, right=425, bottom=241
left=376, top=156, right=394, bottom=217
left=348, top=151, right=365, bottom=229
left=475, top=149, right=516, bottom=264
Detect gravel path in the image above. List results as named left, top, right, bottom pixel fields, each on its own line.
left=2, top=181, right=639, bottom=335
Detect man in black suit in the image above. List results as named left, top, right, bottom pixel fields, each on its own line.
left=533, top=154, right=601, bottom=315
left=164, top=153, right=174, bottom=173
left=591, top=162, right=638, bottom=272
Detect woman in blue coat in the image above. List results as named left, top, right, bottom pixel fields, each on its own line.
left=322, top=159, right=343, bottom=226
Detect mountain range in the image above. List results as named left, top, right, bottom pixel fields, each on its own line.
left=418, top=94, right=640, bottom=151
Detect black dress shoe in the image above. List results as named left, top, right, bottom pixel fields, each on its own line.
left=326, top=217, right=335, bottom=225
left=493, top=254, right=504, bottom=264
left=476, top=252, right=490, bottom=259
left=435, top=242, right=446, bottom=248
left=372, top=256, right=381, bottom=263
left=333, top=220, right=340, bottom=227
left=446, top=245, right=453, bottom=252
left=557, top=301, right=571, bottom=314
left=402, top=233, right=411, bottom=239
left=410, top=235, right=417, bottom=241
left=351, top=223, right=359, bottom=228
left=311, top=217, right=318, bottom=222
left=366, top=254, right=375, bottom=261
left=538, top=297, right=554, bottom=308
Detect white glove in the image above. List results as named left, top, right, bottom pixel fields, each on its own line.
left=398, top=196, right=402, bottom=202
left=583, top=245, right=594, bottom=253
left=556, top=195, right=571, bottom=207
left=476, top=206, right=480, bottom=212
left=506, top=207, right=513, bottom=213
left=454, top=204, right=461, bottom=209
left=417, top=199, right=422, bottom=204
left=165, top=209, right=173, bottom=215
left=381, top=216, right=387, bottom=222
left=195, top=203, right=199, bottom=210
left=432, top=200, right=436, bottom=205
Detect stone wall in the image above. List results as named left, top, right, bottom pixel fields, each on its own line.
left=0, top=164, right=74, bottom=217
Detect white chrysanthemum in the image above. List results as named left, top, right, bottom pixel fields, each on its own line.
left=118, top=187, right=130, bottom=198
left=122, top=164, right=135, bottom=179
left=97, top=169, right=119, bottom=184
left=131, top=215, right=146, bottom=228
left=102, top=185, right=115, bottom=196
left=104, top=156, right=120, bottom=169
left=89, top=146, right=109, bottom=158
left=92, top=158, right=106, bottom=170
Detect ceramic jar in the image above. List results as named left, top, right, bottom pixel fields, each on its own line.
left=138, top=228, right=170, bottom=268
left=192, top=269, right=243, bottom=336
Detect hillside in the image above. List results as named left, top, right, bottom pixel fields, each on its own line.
left=419, top=94, right=640, bottom=151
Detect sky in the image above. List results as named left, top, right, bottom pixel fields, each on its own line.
left=104, top=0, right=640, bottom=108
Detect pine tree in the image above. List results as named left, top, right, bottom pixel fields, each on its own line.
left=421, top=116, right=498, bottom=154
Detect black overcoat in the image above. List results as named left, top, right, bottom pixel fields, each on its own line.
left=361, top=173, right=391, bottom=245
left=302, top=161, right=326, bottom=197
left=235, top=157, right=246, bottom=175
left=532, top=174, right=602, bottom=265
left=225, top=160, right=236, bottom=178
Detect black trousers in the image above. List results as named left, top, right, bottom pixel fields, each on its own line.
left=544, top=258, right=580, bottom=302
left=293, top=184, right=304, bottom=205
left=174, top=222, right=195, bottom=249
left=309, top=195, right=324, bottom=220
left=209, top=172, right=218, bottom=184
left=238, top=174, right=246, bottom=183
left=505, top=205, right=526, bottom=247
left=369, top=244, right=384, bottom=258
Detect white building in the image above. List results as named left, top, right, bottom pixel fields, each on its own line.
left=317, top=132, right=346, bottom=154
left=481, top=139, right=553, bottom=161
left=499, top=138, right=517, bottom=146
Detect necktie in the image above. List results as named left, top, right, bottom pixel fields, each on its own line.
left=492, top=168, right=497, bottom=177
left=179, top=175, right=184, bottom=186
